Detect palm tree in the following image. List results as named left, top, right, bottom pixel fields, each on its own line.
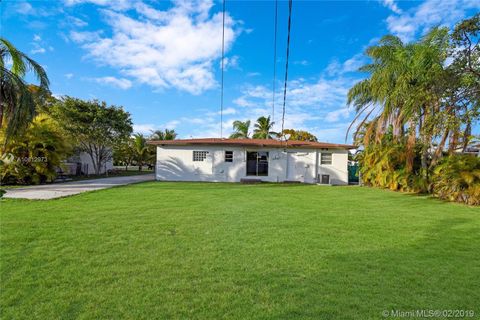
left=0, top=38, right=49, bottom=140
left=229, top=120, right=251, bottom=139
left=150, top=129, right=177, bottom=140
left=132, top=133, right=153, bottom=171
left=253, top=116, right=277, bottom=139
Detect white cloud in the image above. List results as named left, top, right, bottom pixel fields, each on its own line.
left=326, top=53, right=366, bottom=76
left=65, top=73, right=74, bottom=79
left=70, top=0, right=239, bottom=95
left=33, top=34, right=41, bottom=42
left=16, top=2, right=34, bottom=14
left=386, top=0, right=480, bottom=42
left=132, top=123, right=157, bottom=135
left=380, top=0, right=402, bottom=14
left=133, top=119, right=180, bottom=135
left=246, top=72, right=261, bottom=77
left=30, top=47, right=46, bottom=54
left=93, top=76, right=132, bottom=89
left=67, top=16, right=88, bottom=27
left=325, top=108, right=351, bottom=123
left=293, top=60, right=309, bottom=66
left=222, top=55, right=240, bottom=70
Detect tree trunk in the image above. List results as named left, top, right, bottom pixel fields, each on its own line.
left=431, top=129, right=449, bottom=167
left=461, top=121, right=472, bottom=152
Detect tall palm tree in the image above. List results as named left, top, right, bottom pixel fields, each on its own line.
left=229, top=120, right=251, bottom=139
left=150, top=129, right=177, bottom=140
left=253, top=116, right=276, bottom=139
left=0, top=38, right=49, bottom=139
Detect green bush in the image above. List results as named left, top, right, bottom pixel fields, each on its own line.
left=431, top=155, right=480, bottom=205
left=0, top=114, right=71, bottom=185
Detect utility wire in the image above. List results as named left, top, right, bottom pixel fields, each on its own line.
left=220, top=0, right=226, bottom=138
left=271, top=0, right=278, bottom=127
left=281, top=0, right=293, bottom=136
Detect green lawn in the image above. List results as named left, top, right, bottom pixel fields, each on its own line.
left=1, top=183, right=479, bottom=319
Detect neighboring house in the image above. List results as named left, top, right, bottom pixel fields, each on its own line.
left=64, top=151, right=113, bottom=175
left=148, top=138, right=356, bottom=185
left=457, top=144, right=480, bottom=157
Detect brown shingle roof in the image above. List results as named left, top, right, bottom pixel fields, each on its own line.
left=147, top=138, right=356, bottom=149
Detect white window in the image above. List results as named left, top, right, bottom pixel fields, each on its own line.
left=193, top=151, right=208, bottom=162
left=321, top=153, right=332, bottom=165
left=225, top=151, right=233, bottom=162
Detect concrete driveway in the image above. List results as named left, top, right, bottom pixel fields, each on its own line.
left=3, top=174, right=155, bottom=200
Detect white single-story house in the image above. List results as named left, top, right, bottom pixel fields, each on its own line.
left=148, top=138, right=356, bottom=185
left=64, top=151, right=113, bottom=175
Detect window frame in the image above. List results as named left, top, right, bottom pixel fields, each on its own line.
left=225, top=150, right=233, bottom=162
left=246, top=151, right=269, bottom=176
left=193, top=151, right=208, bottom=162
left=321, top=152, right=332, bottom=165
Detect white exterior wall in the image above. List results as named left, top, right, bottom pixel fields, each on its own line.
left=78, top=152, right=113, bottom=175
left=155, top=145, right=349, bottom=185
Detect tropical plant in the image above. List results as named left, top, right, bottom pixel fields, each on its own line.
left=229, top=120, right=251, bottom=139
left=150, top=129, right=177, bottom=140
left=348, top=15, right=480, bottom=204
left=132, top=133, right=154, bottom=171
left=50, top=97, right=133, bottom=175
left=253, top=116, right=277, bottom=139
left=0, top=38, right=49, bottom=140
left=0, top=114, right=71, bottom=185
left=113, top=137, right=136, bottom=170
left=431, top=155, right=480, bottom=205
left=279, top=129, right=317, bottom=141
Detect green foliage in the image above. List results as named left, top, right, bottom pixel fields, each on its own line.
left=229, top=120, right=251, bottom=139
left=132, top=133, right=155, bottom=170
left=50, top=97, right=132, bottom=175
left=350, top=15, right=480, bottom=204
left=0, top=114, right=71, bottom=185
left=150, top=129, right=177, bottom=140
left=252, top=116, right=277, bottom=139
left=0, top=38, right=50, bottom=140
left=279, top=128, right=318, bottom=141
left=431, top=155, right=480, bottom=205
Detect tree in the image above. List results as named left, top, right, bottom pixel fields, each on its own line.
left=279, top=129, right=317, bottom=141
left=0, top=114, right=71, bottom=184
left=132, top=133, right=154, bottom=171
left=0, top=38, right=49, bottom=140
left=253, top=116, right=277, bottom=139
left=51, top=97, right=132, bottom=175
left=347, top=15, right=480, bottom=204
left=150, top=129, right=177, bottom=140
left=113, top=137, right=135, bottom=171
left=229, top=120, right=251, bottom=139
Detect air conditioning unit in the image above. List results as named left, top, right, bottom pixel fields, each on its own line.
left=318, top=174, right=330, bottom=185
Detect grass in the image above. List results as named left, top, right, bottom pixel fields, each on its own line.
left=1, top=183, right=479, bottom=319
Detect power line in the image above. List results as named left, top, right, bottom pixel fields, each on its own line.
left=271, top=0, right=278, bottom=126
left=220, top=0, right=226, bottom=138
left=281, top=0, right=293, bottom=136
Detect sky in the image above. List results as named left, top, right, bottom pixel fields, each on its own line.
left=1, top=0, right=479, bottom=143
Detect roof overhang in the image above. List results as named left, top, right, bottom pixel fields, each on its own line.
left=147, top=138, right=357, bottom=150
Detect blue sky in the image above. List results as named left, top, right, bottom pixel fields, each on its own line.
left=1, top=0, right=479, bottom=142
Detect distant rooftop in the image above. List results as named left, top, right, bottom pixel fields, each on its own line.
left=148, top=138, right=356, bottom=149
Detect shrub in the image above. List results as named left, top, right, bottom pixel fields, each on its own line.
left=0, top=114, right=72, bottom=185
left=431, top=155, right=480, bottom=205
